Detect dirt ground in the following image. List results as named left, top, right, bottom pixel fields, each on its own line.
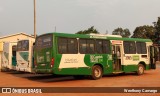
left=0, top=64, right=160, bottom=96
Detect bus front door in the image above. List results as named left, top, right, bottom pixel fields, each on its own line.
left=112, top=45, right=122, bottom=71
left=149, top=46, right=156, bottom=69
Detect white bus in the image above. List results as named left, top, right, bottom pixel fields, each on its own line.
left=16, top=38, right=35, bottom=73
left=1, top=42, right=17, bottom=70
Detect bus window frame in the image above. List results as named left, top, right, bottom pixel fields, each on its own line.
left=79, top=39, right=96, bottom=54
left=58, top=37, right=78, bottom=54
left=123, top=41, right=136, bottom=54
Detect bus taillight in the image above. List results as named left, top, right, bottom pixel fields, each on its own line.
left=51, top=58, right=54, bottom=67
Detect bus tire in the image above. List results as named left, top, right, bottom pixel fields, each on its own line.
left=90, top=65, right=103, bottom=80
left=136, top=64, right=144, bottom=75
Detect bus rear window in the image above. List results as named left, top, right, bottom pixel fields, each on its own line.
left=17, top=40, right=29, bottom=51
left=36, top=35, right=52, bottom=49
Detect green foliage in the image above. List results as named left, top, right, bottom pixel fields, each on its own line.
left=112, top=27, right=131, bottom=37
left=76, top=26, right=99, bottom=34
left=153, top=17, right=160, bottom=44
left=156, top=17, right=160, bottom=33
left=131, top=25, right=154, bottom=40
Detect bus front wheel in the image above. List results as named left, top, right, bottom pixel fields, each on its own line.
left=90, top=65, right=103, bottom=80
left=136, top=64, right=144, bottom=75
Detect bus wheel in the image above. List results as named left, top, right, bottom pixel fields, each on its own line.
left=136, top=64, right=144, bottom=75
left=90, top=65, right=103, bottom=80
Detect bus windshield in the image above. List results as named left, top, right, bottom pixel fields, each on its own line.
left=17, top=40, right=29, bottom=51
left=35, top=34, right=52, bottom=49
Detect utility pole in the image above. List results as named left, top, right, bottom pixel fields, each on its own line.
left=34, top=0, right=36, bottom=38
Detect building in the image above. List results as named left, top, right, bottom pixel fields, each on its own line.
left=0, top=32, right=35, bottom=70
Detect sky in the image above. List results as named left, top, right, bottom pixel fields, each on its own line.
left=0, top=0, right=160, bottom=36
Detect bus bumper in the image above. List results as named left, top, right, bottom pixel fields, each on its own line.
left=35, top=69, right=53, bottom=74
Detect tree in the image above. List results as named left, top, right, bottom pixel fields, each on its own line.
left=153, top=17, right=160, bottom=45
left=131, top=25, right=155, bottom=40
left=112, top=27, right=131, bottom=37
left=155, top=17, right=160, bottom=33
left=76, top=26, right=99, bottom=34
left=122, top=28, right=131, bottom=37
left=112, top=27, right=123, bottom=35
left=153, top=17, right=160, bottom=61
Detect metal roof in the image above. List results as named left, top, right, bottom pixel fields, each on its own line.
left=0, top=32, right=34, bottom=39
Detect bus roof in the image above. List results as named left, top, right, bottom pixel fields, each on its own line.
left=37, top=32, right=152, bottom=42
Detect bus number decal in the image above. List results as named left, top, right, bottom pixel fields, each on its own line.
left=126, top=56, right=132, bottom=60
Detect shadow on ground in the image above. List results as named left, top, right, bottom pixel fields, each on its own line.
left=1, top=70, right=143, bottom=83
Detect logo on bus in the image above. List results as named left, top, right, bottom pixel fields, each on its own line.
left=125, top=55, right=140, bottom=61
left=90, top=55, right=103, bottom=63
left=64, top=59, right=78, bottom=63
left=133, top=55, right=140, bottom=61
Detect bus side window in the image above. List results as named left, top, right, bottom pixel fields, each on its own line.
left=58, top=38, right=67, bottom=54
left=68, top=38, right=78, bottom=54
left=87, top=39, right=95, bottom=54
left=96, top=40, right=103, bottom=54
left=58, top=37, right=78, bottom=54
left=79, top=39, right=87, bottom=54
left=96, top=40, right=110, bottom=54
left=124, top=41, right=136, bottom=54
left=79, top=39, right=95, bottom=54
left=104, top=40, right=111, bottom=54
left=136, top=42, right=147, bottom=54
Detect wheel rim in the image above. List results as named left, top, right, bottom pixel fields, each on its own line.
left=94, top=68, right=101, bottom=77
left=139, top=65, right=144, bottom=74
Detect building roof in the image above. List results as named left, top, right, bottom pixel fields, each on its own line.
left=0, top=32, right=35, bottom=39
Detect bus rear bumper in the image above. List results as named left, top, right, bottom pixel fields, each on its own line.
left=35, top=69, right=53, bottom=74
left=16, top=67, right=31, bottom=73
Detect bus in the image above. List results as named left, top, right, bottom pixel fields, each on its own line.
left=1, top=42, right=17, bottom=71
left=34, top=32, right=157, bottom=80
left=16, top=38, right=35, bottom=73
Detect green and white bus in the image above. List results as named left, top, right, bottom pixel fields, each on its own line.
left=1, top=42, right=17, bottom=71
left=16, top=38, right=35, bottom=73
left=34, top=33, right=157, bottom=80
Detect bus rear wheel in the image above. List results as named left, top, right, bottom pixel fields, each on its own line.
left=90, top=65, right=103, bottom=80
left=136, top=64, right=144, bottom=75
